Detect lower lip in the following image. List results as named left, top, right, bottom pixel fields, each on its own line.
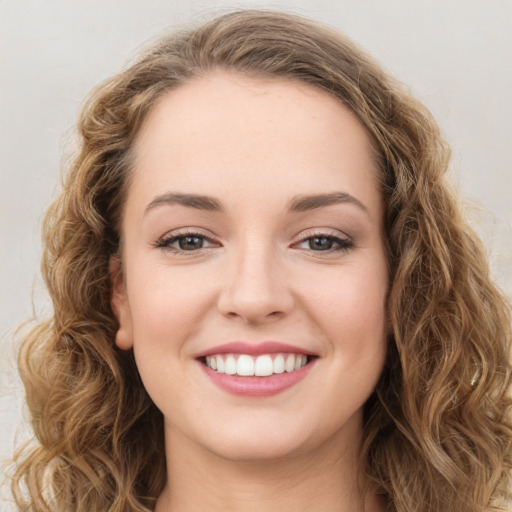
left=199, top=360, right=315, bottom=397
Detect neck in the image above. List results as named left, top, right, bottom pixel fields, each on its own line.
left=155, top=422, right=384, bottom=512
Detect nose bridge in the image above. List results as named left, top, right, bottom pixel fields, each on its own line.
left=218, top=235, right=293, bottom=322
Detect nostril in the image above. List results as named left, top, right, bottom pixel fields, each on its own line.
left=223, top=309, right=285, bottom=322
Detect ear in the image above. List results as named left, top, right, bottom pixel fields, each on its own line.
left=386, top=305, right=394, bottom=338
left=109, top=255, right=134, bottom=350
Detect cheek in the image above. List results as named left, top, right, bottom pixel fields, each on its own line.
left=338, top=277, right=387, bottom=342
left=126, top=265, right=218, bottom=409
left=297, top=256, right=389, bottom=395
left=127, top=263, right=217, bottom=348
left=317, top=264, right=388, bottom=405
left=302, top=261, right=388, bottom=339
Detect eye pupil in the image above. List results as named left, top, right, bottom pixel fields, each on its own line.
left=309, top=236, right=333, bottom=250
left=179, top=236, right=204, bottom=250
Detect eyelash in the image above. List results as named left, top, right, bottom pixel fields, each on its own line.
left=293, top=231, right=354, bottom=253
left=154, top=230, right=218, bottom=254
left=154, top=230, right=354, bottom=255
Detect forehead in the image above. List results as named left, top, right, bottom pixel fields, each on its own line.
left=135, top=71, right=374, bottom=156
left=129, top=72, right=381, bottom=215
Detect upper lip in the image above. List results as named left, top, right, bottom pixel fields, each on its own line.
left=194, top=341, right=317, bottom=358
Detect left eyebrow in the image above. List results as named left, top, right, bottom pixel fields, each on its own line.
left=144, top=192, right=223, bottom=215
left=287, top=192, right=369, bottom=215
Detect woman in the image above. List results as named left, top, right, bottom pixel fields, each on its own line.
left=12, top=9, right=512, bottom=512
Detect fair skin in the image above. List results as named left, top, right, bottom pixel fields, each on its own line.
left=111, top=72, right=388, bottom=512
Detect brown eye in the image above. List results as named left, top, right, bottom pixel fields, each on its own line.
left=178, top=235, right=205, bottom=250
left=155, top=232, right=218, bottom=253
left=308, top=236, right=334, bottom=251
left=294, top=233, right=354, bottom=253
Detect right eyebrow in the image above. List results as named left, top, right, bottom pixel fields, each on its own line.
left=287, top=191, right=369, bottom=215
left=144, top=192, right=223, bottom=215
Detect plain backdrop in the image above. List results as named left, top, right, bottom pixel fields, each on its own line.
left=1, top=0, right=511, bottom=506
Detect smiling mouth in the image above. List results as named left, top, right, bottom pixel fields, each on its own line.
left=201, top=353, right=314, bottom=377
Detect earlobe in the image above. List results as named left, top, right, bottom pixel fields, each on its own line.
left=109, top=255, right=134, bottom=350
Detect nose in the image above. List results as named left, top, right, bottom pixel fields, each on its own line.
left=217, top=243, right=294, bottom=325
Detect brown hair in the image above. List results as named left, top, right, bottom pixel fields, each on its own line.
left=13, top=9, right=512, bottom=511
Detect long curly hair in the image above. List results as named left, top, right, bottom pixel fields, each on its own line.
left=12, top=9, right=512, bottom=512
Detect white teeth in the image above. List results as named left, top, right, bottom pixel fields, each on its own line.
left=255, top=355, right=273, bottom=376
left=225, top=355, right=237, bottom=375
left=294, top=355, right=307, bottom=371
left=205, top=353, right=309, bottom=376
left=237, top=354, right=255, bottom=376
left=273, top=354, right=285, bottom=374
left=285, top=354, right=295, bottom=372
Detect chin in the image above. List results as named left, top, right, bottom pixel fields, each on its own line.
left=197, top=417, right=334, bottom=464
left=206, top=436, right=306, bottom=463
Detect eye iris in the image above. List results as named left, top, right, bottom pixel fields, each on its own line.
left=309, top=236, right=333, bottom=250
left=179, top=236, right=203, bottom=250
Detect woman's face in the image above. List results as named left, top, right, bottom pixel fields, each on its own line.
left=112, top=72, right=389, bottom=461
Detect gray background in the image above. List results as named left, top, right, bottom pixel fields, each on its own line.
left=1, top=0, right=511, bottom=506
